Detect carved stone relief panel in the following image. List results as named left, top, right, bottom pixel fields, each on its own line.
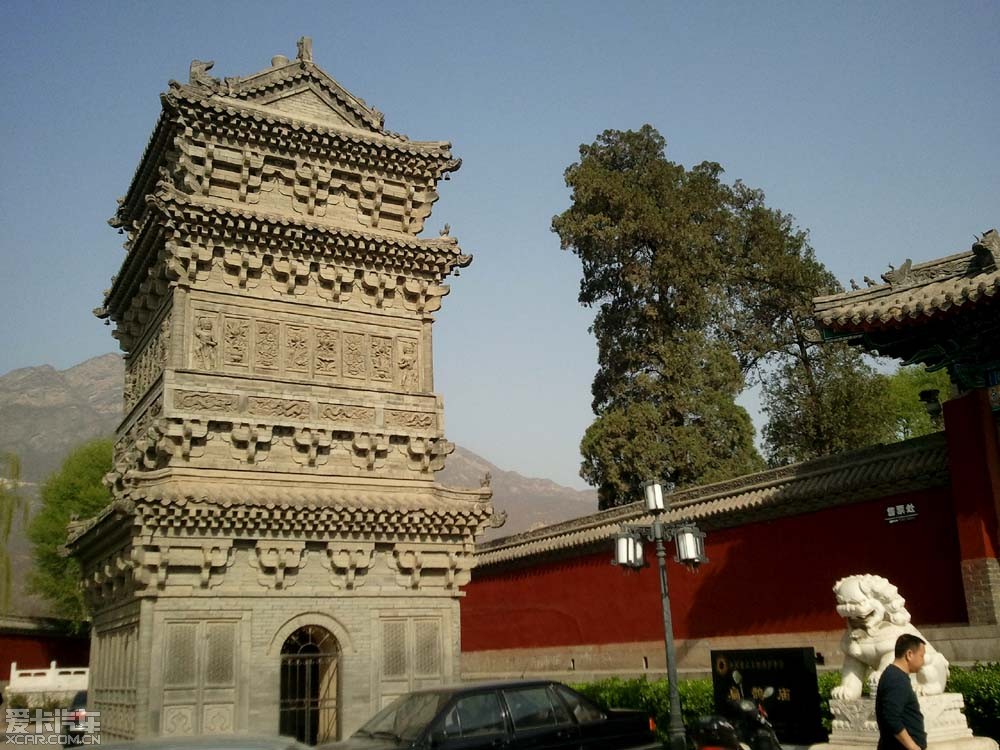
left=173, top=391, right=239, bottom=413
left=385, top=410, right=436, bottom=432
left=370, top=336, right=393, bottom=382
left=343, top=332, right=366, bottom=380
left=247, top=396, right=309, bottom=420
left=318, top=403, right=375, bottom=428
left=254, top=321, right=280, bottom=371
left=222, top=318, right=250, bottom=369
left=285, top=326, right=311, bottom=372
left=188, top=304, right=423, bottom=391
left=192, top=314, right=221, bottom=371
left=397, top=338, right=419, bottom=392
left=314, top=328, right=339, bottom=377
left=124, top=312, right=172, bottom=412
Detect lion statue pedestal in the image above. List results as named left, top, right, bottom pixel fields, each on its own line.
left=811, top=574, right=997, bottom=750
left=827, top=695, right=995, bottom=750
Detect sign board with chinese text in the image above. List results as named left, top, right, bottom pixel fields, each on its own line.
left=710, top=647, right=826, bottom=745
left=885, top=502, right=918, bottom=524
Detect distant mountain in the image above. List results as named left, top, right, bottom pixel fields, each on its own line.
left=438, top=447, right=596, bottom=540
left=0, top=354, right=595, bottom=542
left=0, top=354, right=123, bottom=482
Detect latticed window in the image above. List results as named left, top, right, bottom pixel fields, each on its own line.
left=414, top=620, right=442, bottom=677
left=379, top=616, right=444, bottom=686
left=164, top=623, right=198, bottom=687
left=381, top=620, right=407, bottom=678
left=205, top=622, right=237, bottom=686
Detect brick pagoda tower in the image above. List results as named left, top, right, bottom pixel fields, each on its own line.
left=70, top=38, right=493, bottom=743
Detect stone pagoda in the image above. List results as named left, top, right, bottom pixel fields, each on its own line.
left=70, top=38, right=493, bottom=744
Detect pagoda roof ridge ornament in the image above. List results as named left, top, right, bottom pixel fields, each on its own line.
left=168, top=37, right=387, bottom=134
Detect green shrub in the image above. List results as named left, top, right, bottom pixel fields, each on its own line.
left=817, top=670, right=840, bottom=733
left=947, top=663, right=1000, bottom=740
left=572, top=676, right=715, bottom=740
left=574, top=665, right=1000, bottom=743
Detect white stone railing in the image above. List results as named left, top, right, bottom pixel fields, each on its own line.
left=7, top=661, right=89, bottom=696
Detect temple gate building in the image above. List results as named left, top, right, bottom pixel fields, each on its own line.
left=69, top=38, right=493, bottom=744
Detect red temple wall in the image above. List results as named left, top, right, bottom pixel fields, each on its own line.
left=461, top=487, right=966, bottom=652
left=0, top=633, right=91, bottom=681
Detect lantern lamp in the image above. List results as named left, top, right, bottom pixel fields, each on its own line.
left=642, top=479, right=667, bottom=513
left=673, top=525, right=708, bottom=569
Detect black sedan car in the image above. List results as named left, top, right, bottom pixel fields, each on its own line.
left=320, top=680, right=659, bottom=750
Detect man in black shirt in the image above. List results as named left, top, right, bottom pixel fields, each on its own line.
left=876, top=633, right=928, bottom=750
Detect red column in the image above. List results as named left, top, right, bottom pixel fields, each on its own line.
left=943, top=389, right=1000, bottom=624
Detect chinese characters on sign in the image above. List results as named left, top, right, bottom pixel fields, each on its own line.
left=885, top=503, right=918, bottom=524
left=4, top=709, right=100, bottom=745
left=711, top=647, right=826, bottom=745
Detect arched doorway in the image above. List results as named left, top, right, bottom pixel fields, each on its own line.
left=279, top=625, right=339, bottom=745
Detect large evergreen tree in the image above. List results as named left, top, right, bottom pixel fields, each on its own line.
left=553, top=126, right=767, bottom=507
left=553, top=125, right=890, bottom=505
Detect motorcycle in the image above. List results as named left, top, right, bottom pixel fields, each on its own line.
left=687, top=671, right=782, bottom=750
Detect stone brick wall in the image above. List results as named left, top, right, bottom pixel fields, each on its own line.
left=961, top=556, right=1000, bottom=625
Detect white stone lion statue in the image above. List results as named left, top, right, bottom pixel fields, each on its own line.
left=831, top=574, right=949, bottom=700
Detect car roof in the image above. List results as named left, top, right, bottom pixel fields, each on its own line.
left=406, top=679, right=561, bottom=696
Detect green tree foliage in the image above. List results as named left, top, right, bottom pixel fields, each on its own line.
left=763, top=361, right=952, bottom=465
left=762, top=346, right=896, bottom=465
left=0, top=452, right=28, bottom=612
left=28, top=439, right=113, bottom=627
left=884, top=365, right=951, bottom=440
left=552, top=125, right=873, bottom=506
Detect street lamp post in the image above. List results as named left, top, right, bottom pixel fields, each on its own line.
left=613, top=479, right=708, bottom=750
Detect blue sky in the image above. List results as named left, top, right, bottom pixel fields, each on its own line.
left=1, top=1, right=997, bottom=488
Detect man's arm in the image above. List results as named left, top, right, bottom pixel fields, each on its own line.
left=894, top=728, right=922, bottom=750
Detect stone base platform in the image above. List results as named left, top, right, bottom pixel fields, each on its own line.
left=808, top=694, right=998, bottom=750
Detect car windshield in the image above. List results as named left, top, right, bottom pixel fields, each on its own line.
left=356, top=691, right=452, bottom=742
